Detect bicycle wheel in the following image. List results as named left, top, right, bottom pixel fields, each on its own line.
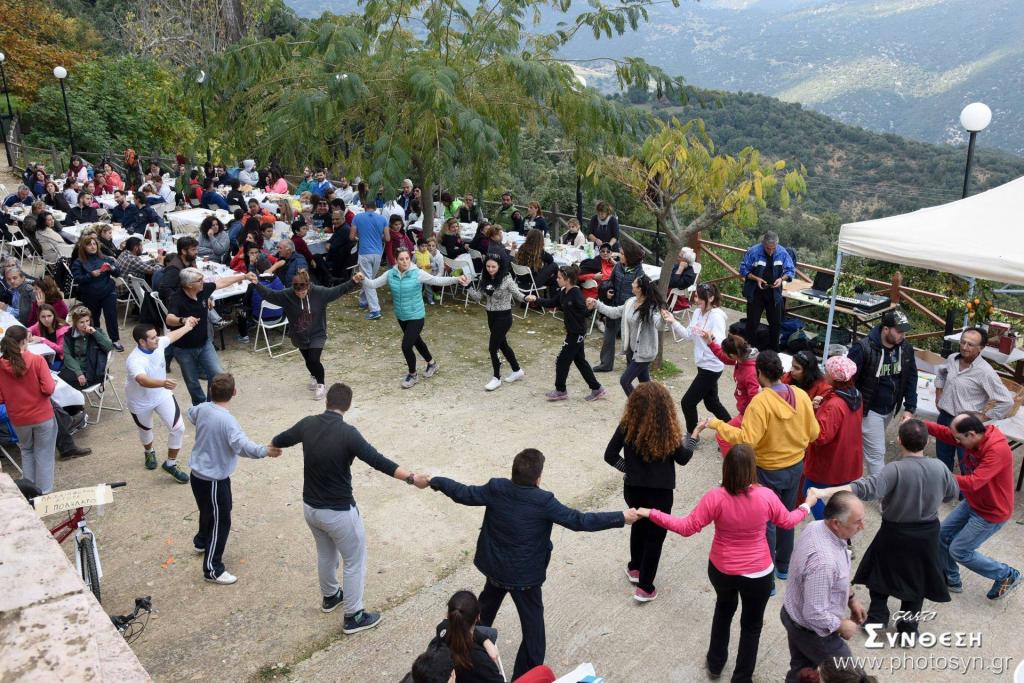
left=78, top=536, right=101, bottom=604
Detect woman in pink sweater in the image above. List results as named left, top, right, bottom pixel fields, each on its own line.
left=702, top=332, right=760, bottom=456
left=638, top=444, right=816, bottom=682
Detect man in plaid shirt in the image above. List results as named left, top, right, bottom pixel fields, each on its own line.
left=116, top=236, right=164, bottom=284
left=781, top=491, right=867, bottom=682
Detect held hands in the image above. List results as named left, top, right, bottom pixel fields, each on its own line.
left=162, top=378, right=178, bottom=390
left=184, top=316, right=200, bottom=329
left=698, top=328, right=714, bottom=343
left=585, top=298, right=597, bottom=310
left=622, top=508, right=640, bottom=525
left=413, top=473, right=431, bottom=489
left=351, top=272, right=365, bottom=284
left=525, top=295, right=537, bottom=303
left=266, top=445, right=283, bottom=458
left=693, top=417, right=710, bottom=438
left=849, top=598, right=867, bottom=625
left=635, top=507, right=652, bottom=519
left=660, top=309, right=675, bottom=323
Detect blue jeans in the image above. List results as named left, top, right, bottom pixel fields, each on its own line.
left=935, top=410, right=967, bottom=473
left=757, top=461, right=803, bottom=573
left=939, top=499, right=1009, bottom=584
left=173, top=340, right=222, bottom=405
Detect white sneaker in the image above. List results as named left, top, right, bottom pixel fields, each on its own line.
left=484, top=377, right=502, bottom=391
left=313, top=384, right=326, bottom=400
left=401, top=373, right=419, bottom=389
left=308, top=376, right=318, bottom=391
left=504, top=369, right=525, bottom=383
left=205, top=571, right=238, bottom=585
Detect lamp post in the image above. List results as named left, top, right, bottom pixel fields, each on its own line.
left=948, top=102, right=993, bottom=344
left=0, top=52, right=12, bottom=167
left=53, top=66, right=76, bottom=158
left=196, top=70, right=211, bottom=164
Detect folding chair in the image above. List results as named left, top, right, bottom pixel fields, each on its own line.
left=81, top=350, right=125, bottom=425
left=4, top=224, right=37, bottom=264
left=581, top=279, right=601, bottom=335
left=252, top=301, right=296, bottom=357
left=667, top=261, right=702, bottom=326
left=462, top=249, right=483, bottom=309
left=115, top=276, right=141, bottom=326
left=509, top=263, right=547, bottom=319
left=0, top=404, right=23, bottom=475
left=439, top=257, right=464, bottom=305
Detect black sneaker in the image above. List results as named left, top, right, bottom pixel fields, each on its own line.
left=343, top=610, right=382, bottom=634
left=321, top=589, right=344, bottom=613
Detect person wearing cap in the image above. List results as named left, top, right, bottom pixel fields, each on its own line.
left=847, top=309, right=917, bottom=476
left=739, top=231, right=795, bottom=351
left=800, top=355, right=864, bottom=520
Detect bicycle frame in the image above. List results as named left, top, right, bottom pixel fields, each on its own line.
left=48, top=508, right=103, bottom=587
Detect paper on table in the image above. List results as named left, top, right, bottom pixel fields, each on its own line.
left=554, top=663, right=597, bottom=683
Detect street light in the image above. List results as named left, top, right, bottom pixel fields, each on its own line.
left=53, top=65, right=76, bottom=158
left=0, top=52, right=12, bottom=166
left=954, top=102, right=992, bottom=335
left=196, top=69, right=211, bottom=164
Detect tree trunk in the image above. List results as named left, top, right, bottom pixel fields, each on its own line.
left=420, top=171, right=435, bottom=239
left=220, top=0, right=245, bottom=44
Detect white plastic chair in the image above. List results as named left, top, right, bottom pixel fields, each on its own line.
left=115, top=276, right=141, bottom=325
left=253, top=301, right=295, bottom=357
left=81, top=350, right=124, bottom=425
left=509, top=262, right=547, bottom=319
left=667, top=261, right=702, bottom=325
left=439, top=257, right=464, bottom=305
left=580, top=279, right=601, bottom=335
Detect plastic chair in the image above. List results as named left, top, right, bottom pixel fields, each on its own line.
left=115, top=276, right=141, bottom=326
left=253, top=301, right=295, bottom=357
left=81, top=350, right=125, bottom=425
left=667, top=261, right=702, bottom=325
left=581, top=279, right=601, bottom=335
left=509, top=263, right=547, bottom=319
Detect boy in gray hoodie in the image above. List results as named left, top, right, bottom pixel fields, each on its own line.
left=187, top=373, right=281, bottom=584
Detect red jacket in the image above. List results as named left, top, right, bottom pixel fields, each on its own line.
left=783, top=374, right=830, bottom=401
left=384, top=230, right=415, bottom=266
left=804, top=388, right=863, bottom=484
left=928, top=423, right=1014, bottom=523
left=708, top=341, right=759, bottom=414
left=0, top=351, right=56, bottom=425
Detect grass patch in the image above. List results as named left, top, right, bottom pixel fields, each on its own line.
left=255, top=664, right=292, bottom=681
left=652, top=360, right=683, bottom=380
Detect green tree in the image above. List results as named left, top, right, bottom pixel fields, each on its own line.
left=199, top=0, right=692, bottom=233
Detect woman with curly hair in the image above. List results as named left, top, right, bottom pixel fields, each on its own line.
left=638, top=443, right=818, bottom=681
left=604, top=381, right=694, bottom=602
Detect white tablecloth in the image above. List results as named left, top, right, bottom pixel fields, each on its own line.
left=165, top=208, right=232, bottom=233
left=196, top=259, right=248, bottom=300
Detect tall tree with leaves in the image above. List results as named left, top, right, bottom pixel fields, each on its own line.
left=199, top=0, right=692, bottom=233
left=589, top=117, right=807, bottom=293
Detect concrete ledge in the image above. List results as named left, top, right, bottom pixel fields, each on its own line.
left=0, top=473, right=151, bottom=682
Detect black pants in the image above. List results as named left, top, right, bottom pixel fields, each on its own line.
left=487, top=310, right=520, bottom=379
left=479, top=579, right=544, bottom=681
left=681, top=368, right=731, bottom=433
left=52, top=401, right=82, bottom=455
left=598, top=316, right=620, bottom=370
left=867, top=589, right=923, bottom=635
left=623, top=485, right=673, bottom=593
left=299, top=347, right=325, bottom=384
left=780, top=606, right=851, bottom=683
left=85, top=291, right=120, bottom=343
left=707, top=561, right=773, bottom=682
left=58, top=365, right=104, bottom=389
left=398, top=317, right=431, bottom=374
left=190, top=476, right=232, bottom=579
left=619, top=350, right=651, bottom=396
left=554, top=333, right=600, bottom=393
left=746, top=292, right=781, bottom=352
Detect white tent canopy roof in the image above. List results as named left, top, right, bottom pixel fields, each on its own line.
left=837, top=175, right=1024, bottom=286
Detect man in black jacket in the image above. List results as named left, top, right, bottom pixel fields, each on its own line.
left=427, top=449, right=637, bottom=679
left=847, top=309, right=918, bottom=477
left=63, top=192, right=100, bottom=226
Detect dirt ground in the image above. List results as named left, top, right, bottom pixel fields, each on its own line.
left=18, top=285, right=1024, bottom=682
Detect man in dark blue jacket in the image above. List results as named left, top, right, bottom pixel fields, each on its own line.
left=739, top=231, right=795, bottom=351
left=427, top=448, right=637, bottom=680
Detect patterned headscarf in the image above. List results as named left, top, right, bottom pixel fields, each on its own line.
left=825, top=355, right=857, bottom=383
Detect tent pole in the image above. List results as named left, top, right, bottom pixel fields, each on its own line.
left=821, top=250, right=845, bottom=365
left=962, top=278, right=976, bottom=328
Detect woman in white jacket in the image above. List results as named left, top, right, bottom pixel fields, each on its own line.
left=661, top=282, right=732, bottom=432
left=588, top=274, right=667, bottom=396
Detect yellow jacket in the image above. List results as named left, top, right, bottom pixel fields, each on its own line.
left=710, top=385, right=819, bottom=470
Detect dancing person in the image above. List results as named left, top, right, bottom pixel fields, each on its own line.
left=125, top=321, right=199, bottom=482
left=187, top=373, right=282, bottom=584
left=526, top=265, right=606, bottom=402
left=0, top=326, right=58, bottom=493
left=249, top=269, right=365, bottom=398
left=59, top=306, right=114, bottom=389
left=363, top=247, right=468, bottom=388
left=70, top=234, right=124, bottom=350
left=783, top=350, right=830, bottom=400
left=703, top=331, right=759, bottom=455
left=429, top=591, right=503, bottom=683
left=353, top=187, right=389, bottom=320
left=468, top=255, right=525, bottom=391
left=781, top=492, right=867, bottom=683
left=593, top=241, right=643, bottom=373
left=809, top=419, right=958, bottom=635
left=588, top=274, right=667, bottom=396
left=709, top=350, right=819, bottom=586
left=272, top=383, right=429, bottom=634
left=425, top=448, right=638, bottom=680
left=639, top=444, right=816, bottom=682
left=928, top=413, right=1021, bottom=599
left=739, top=231, right=794, bottom=351
left=801, top=356, right=864, bottom=520
left=662, top=282, right=731, bottom=432
left=607, top=382, right=694, bottom=602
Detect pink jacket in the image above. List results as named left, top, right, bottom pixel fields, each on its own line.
left=650, top=485, right=807, bottom=575
left=708, top=341, right=760, bottom=414
left=27, top=323, right=69, bottom=360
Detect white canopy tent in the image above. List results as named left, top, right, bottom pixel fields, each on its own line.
left=821, top=175, right=1024, bottom=358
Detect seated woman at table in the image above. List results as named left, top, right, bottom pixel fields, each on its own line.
left=28, top=276, right=68, bottom=326
left=100, top=162, right=124, bottom=193
left=41, top=180, right=71, bottom=214
left=668, top=247, right=697, bottom=312
left=31, top=169, right=48, bottom=197
left=384, top=214, right=415, bottom=267
left=514, top=228, right=557, bottom=293
left=266, top=168, right=289, bottom=194
left=198, top=215, right=231, bottom=264
left=247, top=198, right=277, bottom=226
left=96, top=223, right=119, bottom=259
left=59, top=306, right=114, bottom=390
left=28, top=303, right=70, bottom=369
left=782, top=349, right=830, bottom=400
left=276, top=199, right=294, bottom=224
left=439, top=217, right=468, bottom=258
left=36, top=213, right=70, bottom=263
left=231, top=242, right=278, bottom=275
left=523, top=201, right=549, bottom=238
left=560, top=217, right=587, bottom=248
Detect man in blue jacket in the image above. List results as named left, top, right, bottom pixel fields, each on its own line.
left=739, top=231, right=795, bottom=351
left=427, top=449, right=638, bottom=680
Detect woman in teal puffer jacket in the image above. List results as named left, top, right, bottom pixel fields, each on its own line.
left=364, top=246, right=467, bottom=388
